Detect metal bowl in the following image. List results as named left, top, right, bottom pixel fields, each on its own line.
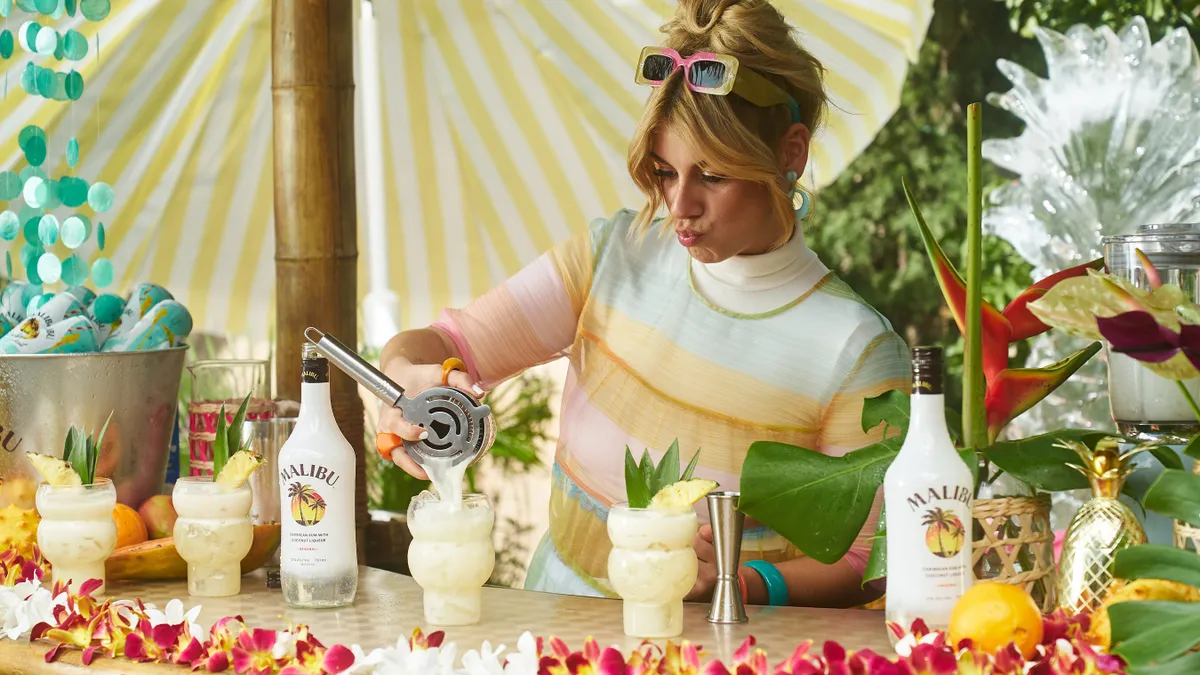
left=0, top=347, right=187, bottom=509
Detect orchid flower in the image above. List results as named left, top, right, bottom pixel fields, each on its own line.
left=142, top=597, right=203, bottom=638
left=4, top=543, right=1138, bottom=675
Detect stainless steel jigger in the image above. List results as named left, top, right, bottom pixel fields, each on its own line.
left=707, top=491, right=748, bottom=624
left=303, top=327, right=496, bottom=469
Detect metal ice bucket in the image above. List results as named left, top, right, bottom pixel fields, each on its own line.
left=0, top=347, right=188, bottom=509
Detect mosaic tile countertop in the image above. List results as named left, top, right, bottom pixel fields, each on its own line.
left=0, top=567, right=893, bottom=673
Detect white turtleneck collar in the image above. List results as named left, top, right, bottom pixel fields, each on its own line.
left=689, top=222, right=830, bottom=315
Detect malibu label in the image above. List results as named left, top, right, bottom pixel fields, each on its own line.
left=279, top=463, right=341, bottom=488
left=884, top=347, right=974, bottom=638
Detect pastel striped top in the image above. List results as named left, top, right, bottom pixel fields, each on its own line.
left=433, top=208, right=910, bottom=597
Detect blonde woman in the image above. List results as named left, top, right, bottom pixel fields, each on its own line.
left=378, top=0, right=909, bottom=608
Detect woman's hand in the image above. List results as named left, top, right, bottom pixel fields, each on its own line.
left=376, top=357, right=484, bottom=480
left=686, top=523, right=718, bottom=602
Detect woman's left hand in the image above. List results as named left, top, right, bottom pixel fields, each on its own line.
left=686, top=523, right=718, bottom=602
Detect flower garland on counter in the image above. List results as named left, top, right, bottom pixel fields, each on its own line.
left=0, top=549, right=1125, bottom=675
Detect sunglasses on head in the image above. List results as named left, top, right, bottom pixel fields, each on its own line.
left=634, top=46, right=801, bottom=124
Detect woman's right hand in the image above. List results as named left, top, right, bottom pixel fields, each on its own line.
left=376, top=357, right=485, bottom=480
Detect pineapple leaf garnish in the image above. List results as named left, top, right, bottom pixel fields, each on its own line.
left=62, top=411, right=114, bottom=484
left=212, top=393, right=253, bottom=479
left=623, top=439, right=701, bottom=508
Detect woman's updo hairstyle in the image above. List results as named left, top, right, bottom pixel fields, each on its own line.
left=627, top=0, right=828, bottom=244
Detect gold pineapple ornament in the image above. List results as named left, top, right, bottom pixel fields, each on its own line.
left=1055, top=437, right=1150, bottom=615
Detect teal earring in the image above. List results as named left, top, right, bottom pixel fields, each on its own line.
left=786, top=170, right=810, bottom=219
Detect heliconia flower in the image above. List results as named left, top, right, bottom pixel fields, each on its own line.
left=905, top=182, right=1104, bottom=384
left=905, top=184, right=1110, bottom=442
left=985, top=342, right=1103, bottom=442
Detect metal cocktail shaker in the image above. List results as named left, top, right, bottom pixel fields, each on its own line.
left=302, top=328, right=496, bottom=469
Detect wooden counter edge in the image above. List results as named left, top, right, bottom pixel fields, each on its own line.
left=0, top=639, right=183, bottom=675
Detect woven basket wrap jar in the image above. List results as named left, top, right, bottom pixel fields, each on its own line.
left=971, top=494, right=1057, bottom=613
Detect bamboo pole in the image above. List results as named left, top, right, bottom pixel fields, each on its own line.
left=271, top=0, right=365, bottom=552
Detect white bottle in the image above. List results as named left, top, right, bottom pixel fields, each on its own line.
left=278, top=343, right=358, bottom=607
left=884, top=346, right=973, bottom=636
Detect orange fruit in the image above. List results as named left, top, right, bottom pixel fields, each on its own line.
left=948, top=582, right=1044, bottom=658
left=113, top=503, right=149, bottom=549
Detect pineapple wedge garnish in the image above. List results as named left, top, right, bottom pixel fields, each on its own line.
left=215, top=450, right=265, bottom=484
left=649, top=478, right=718, bottom=514
left=25, top=452, right=83, bottom=486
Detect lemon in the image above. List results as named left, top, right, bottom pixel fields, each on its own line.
left=649, top=478, right=718, bottom=514
left=216, top=450, right=265, bottom=484
left=25, top=452, right=83, bottom=486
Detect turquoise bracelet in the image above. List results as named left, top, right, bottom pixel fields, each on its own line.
left=743, top=560, right=788, bottom=607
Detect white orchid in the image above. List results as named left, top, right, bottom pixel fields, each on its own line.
left=272, top=629, right=299, bottom=660
left=141, top=598, right=203, bottom=637
left=0, top=578, right=55, bottom=640
left=345, top=634, right=460, bottom=675
left=501, top=633, right=539, bottom=675
left=892, top=629, right=943, bottom=659
left=459, top=639, right=507, bottom=675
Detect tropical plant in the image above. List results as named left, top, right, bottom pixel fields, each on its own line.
left=739, top=104, right=1185, bottom=585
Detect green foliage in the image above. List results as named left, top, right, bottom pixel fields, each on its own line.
left=212, top=393, right=252, bottom=479
left=809, top=0, right=1039, bottom=413
left=809, top=0, right=1197, bottom=413
left=998, top=0, right=1198, bottom=42
left=63, top=412, right=111, bottom=485
left=623, top=440, right=700, bottom=508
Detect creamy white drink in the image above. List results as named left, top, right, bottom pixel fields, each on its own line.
left=172, top=477, right=254, bottom=597
left=406, top=491, right=495, bottom=626
left=36, top=478, right=117, bottom=595
left=607, top=503, right=699, bottom=638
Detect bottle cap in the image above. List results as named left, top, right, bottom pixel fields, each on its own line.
left=911, top=346, right=943, bottom=395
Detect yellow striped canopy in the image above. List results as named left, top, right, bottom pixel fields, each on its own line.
left=0, top=0, right=932, bottom=342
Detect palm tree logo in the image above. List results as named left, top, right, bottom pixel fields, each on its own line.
left=922, top=507, right=965, bottom=559
left=288, top=481, right=327, bottom=526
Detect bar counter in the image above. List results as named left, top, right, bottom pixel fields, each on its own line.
left=0, top=567, right=893, bottom=673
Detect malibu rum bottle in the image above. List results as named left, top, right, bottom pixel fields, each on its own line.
left=884, top=346, right=973, bottom=636
left=278, top=343, right=358, bottom=607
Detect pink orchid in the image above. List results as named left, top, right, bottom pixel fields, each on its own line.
left=277, top=633, right=355, bottom=674
left=231, top=627, right=283, bottom=675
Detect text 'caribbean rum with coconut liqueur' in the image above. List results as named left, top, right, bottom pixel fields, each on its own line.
left=884, top=346, right=973, bottom=637
left=278, top=343, right=358, bottom=608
